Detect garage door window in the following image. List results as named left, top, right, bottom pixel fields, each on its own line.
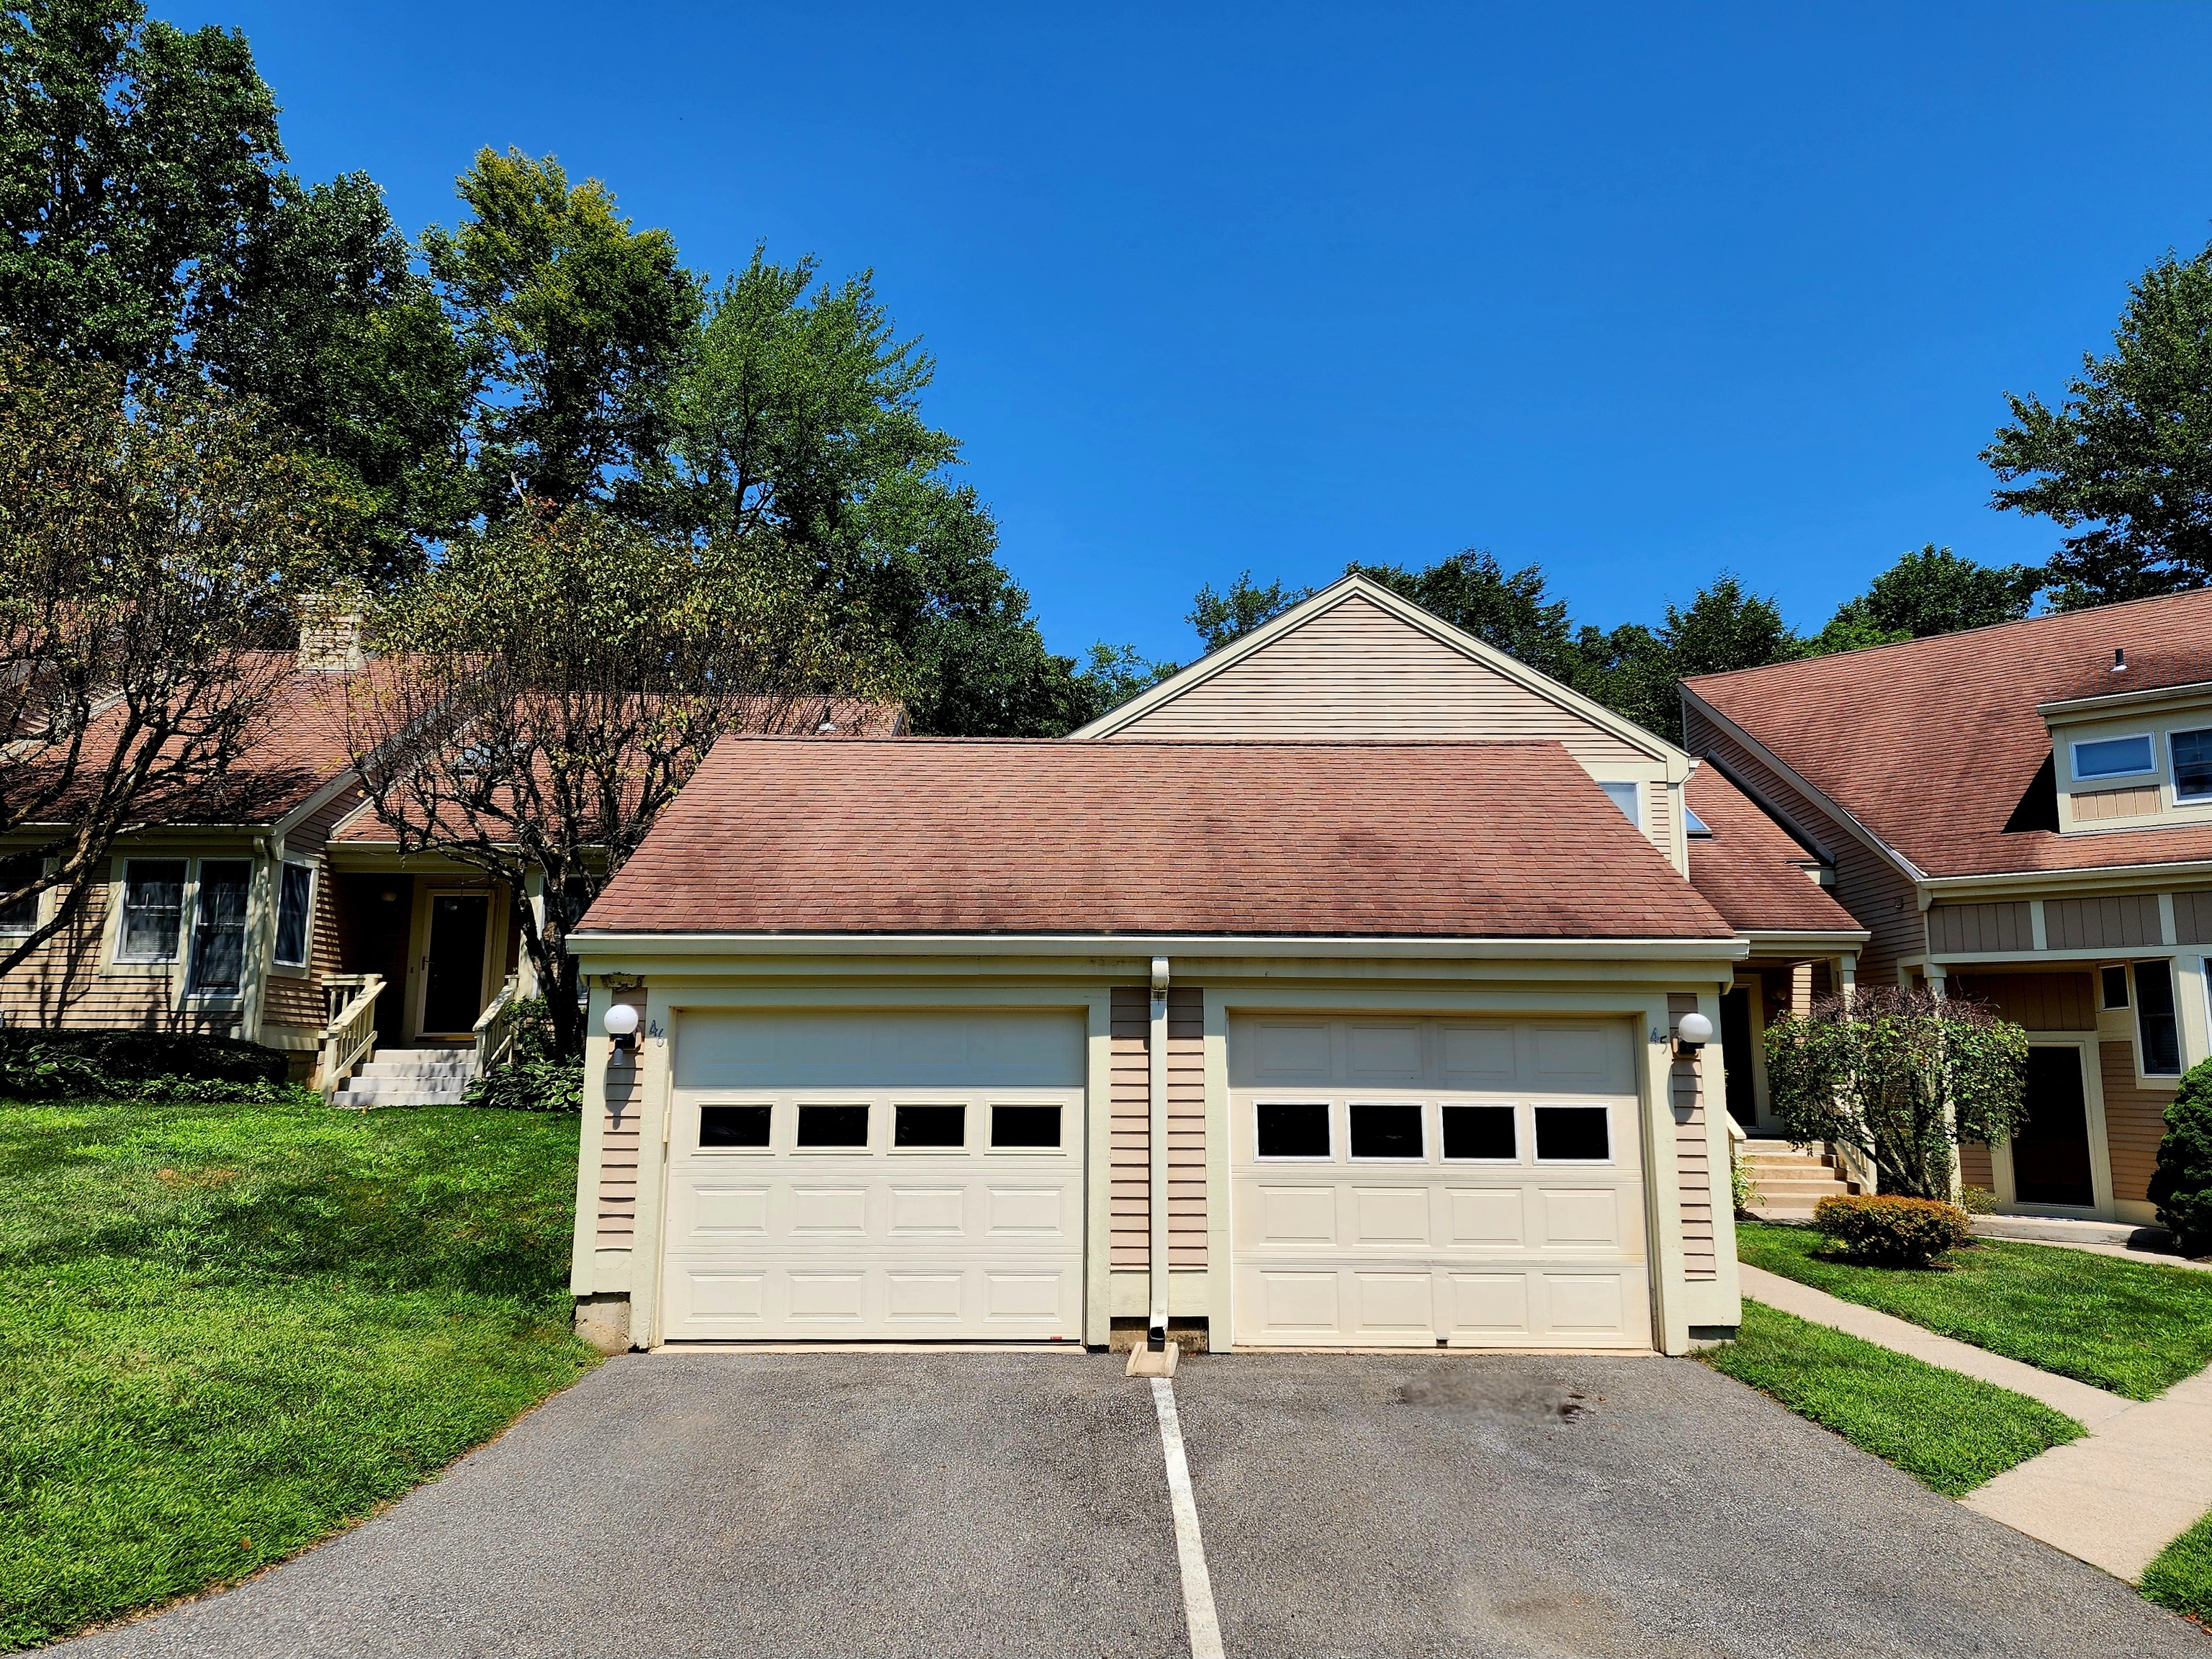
left=797, top=1103, right=869, bottom=1147
left=1349, top=1102, right=1423, bottom=1159
left=991, top=1104, right=1061, bottom=1148
left=1442, top=1105, right=1516, bottom=1161
left=699, top=1105, right=771, bottom=1148
left=1257, top=1101, right=1330, bottom=1158
left=1534, top=1105, right=1610, bottom=1162
left=894, top=1103, right=964, bottom=1147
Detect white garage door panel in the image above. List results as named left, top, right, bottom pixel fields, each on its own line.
left=1231, top=1016, right=1650, bottom=1351
left=662, top=1010, right=1085, bottom=1343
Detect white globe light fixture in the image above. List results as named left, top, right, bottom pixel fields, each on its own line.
left=1673, top=1011, right=1713, bottom=1058
left=604, top=1001, right=641, bottom=1064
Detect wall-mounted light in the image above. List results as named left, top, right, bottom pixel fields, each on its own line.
left=604, top=1001, right=640, bottom=1065
left=1673, top=1011, right=1713, bottom=1060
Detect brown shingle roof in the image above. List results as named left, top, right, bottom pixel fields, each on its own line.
left=580, top=737, right=1734, bottom=940
left=1684, top=588, right=2212, bottom=878
left=1686, top=765, right=1863, bottom=935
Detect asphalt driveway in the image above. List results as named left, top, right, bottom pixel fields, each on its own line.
left=53, top=1350, right=2207, bottom=1658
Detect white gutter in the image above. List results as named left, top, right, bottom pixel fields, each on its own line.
left=1148, top=956, right=1171, bottom=1352
left=565, top=931, right=1748, bottom=963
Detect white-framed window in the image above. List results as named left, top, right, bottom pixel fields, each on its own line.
left=1533, top=1103, right=1612, bottom=1163
left=1254, top=1100, right=1331, bottom=1159
left=2072, top=734, right=2155, bottom=781
left=2172, top=728, right=2212, bottom=802
left=2133, top=958, right=2182, bottom=1076
left=115, top=859, right=188, bottom=962
left=0, top=853, right=41, bottom=934
left=273, top=861, right=315, bottom=968
left=1684, top=806, right=1713, bottom=839
left=1599, top=781, right=1643, bottom=829
left=184, top=860, right=252, bottom=997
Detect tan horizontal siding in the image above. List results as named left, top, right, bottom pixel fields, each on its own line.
left=1946, top=972, right=2098, bottom=1032
left=1926, top=901, right=2033, bottom=956
left=2175, top=890, right=2212, bottom=946
left=1959, top=1141, right=1995, bottom=1192
left=1686, top=713, right=1914, bottom=986
left=0, top=878, right=231, bottom=1033
left=2100, top=1040, right=2172, bottom=1205
left=1110, top=984, right=1207, bottom=1271
left=2044, top=893, right=2162, bottom=952
left=595, top=993, right=647, bottom=1247
left=2071, top=784, right=2162, bottom=822
left=1669, top=993, right=1716, bottom=1282
left=1112, top=593, right=1647, bottom=765
left=261, top=861, right=343, bottom=1031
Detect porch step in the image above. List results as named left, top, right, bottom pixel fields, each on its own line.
left=1740, top=1138, right=1860, bottom=1221
left=329, top=1048, right=477, bottom=1110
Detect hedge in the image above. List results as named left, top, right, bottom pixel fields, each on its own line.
left=1812, top=1195, right=1974, bottom=1268
left=0, top=1028, right=294, bottom=1102
left=2149, top=1058, right=2212, bottom=1257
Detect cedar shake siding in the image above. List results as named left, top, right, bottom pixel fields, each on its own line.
left=583, top=738, right=1732, bottom=943
left=1110, top=986, right=1206, bottom=1272
left=1683, top=711, right=1920, bottom=986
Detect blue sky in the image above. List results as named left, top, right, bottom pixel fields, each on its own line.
left=174, top=2, right=2212, bottom=665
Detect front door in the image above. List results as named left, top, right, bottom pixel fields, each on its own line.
left=2013, top=1046, right=2095, bottom=1208
left=1719, top=988, right=1758, bottom=1128
left=421, top=894, right=490, bottom=1036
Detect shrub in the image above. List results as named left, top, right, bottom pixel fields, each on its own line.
left=1957, top=1184, right=2000, bottom=1215
left=1730, top=1150, right=1760, bottom=1218
left=464, top=997, right=583, bottom=1113
left=1812, top=1195, right=1974, bottom=1268
left=0, top=1028, right=300, bottom=1102
left=2149, top=1058, right=2212, bottom=1256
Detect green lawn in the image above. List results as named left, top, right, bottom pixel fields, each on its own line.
left=2143, top=1508, right=2212, bottom=1626
left=1738, top=1221, right=2212, bottom=1401
left=1700, top=1300, right=2085, bottom=1496
left=0, top=1098, right=596, bottom=1652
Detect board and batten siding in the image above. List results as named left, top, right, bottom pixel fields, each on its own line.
left=1683, top=710, right=1917, bottom=986
left=2072, top=785, right=2162, bottom=823
left=2174, top=890, right=2212, bottom=945
left=2100, top=1039, right=2174, bottom=1204
left=1946, top=972, right=2098, bottom=1032
left=1925, top=902, right=2033, bottom=956
left=1109, top=986, right=1206, bottom=1272
left=593, top=991, right=646, bottom=1248
left=2044, top=894, right=2164, bottom=953
left=1667, top=993, right=1717, bottom=1282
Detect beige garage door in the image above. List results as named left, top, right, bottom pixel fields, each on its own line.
left=661, top=1010, right=1086, bottom=1341
left=1231, top=1016, right=1650, bottom=1349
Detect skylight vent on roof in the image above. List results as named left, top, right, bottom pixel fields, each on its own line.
left=2114, top=647, right=2127, bottom=675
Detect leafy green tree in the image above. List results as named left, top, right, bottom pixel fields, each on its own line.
left=1984, top=241, right=2212, bottom=608
left=1188, top=571, right=1312, bottom=653
left=1808, top=544, right=2044, bottom=656
left=0, top=353, right=342, bottom=981
left=1765, top=986, right=2031, bottom=1200
left=1076, top=643, right=1179, bottom=716
left=346, top=502, right=877, bottom=1057
left=195, top=173, right=472, bottom=585
left=1570, top=574, right=1799, bottom=739
left=423, top=148, right=700, bottom=517
left=0, top=0, right=282, bottom=380
left=1347, top=549, right=1580, bottom=680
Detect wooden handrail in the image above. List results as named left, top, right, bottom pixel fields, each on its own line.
left=316, top=974, right=385, bottom=1101
left=472, top=973, right=521, bottom=1076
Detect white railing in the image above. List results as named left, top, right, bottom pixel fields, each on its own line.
left=316, top=974, right=384, bottom=1099
left=472, top=973, right=521, bottom=1076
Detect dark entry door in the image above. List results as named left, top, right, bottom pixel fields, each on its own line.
left=422, top=894, right=490, bottom=1035
left=2013, top=1045, right=2095, bottom=1207
left=1719, top=989, right=1758, bottom=1128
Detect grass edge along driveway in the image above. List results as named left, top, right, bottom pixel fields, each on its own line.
left=1699, top=1300, right=2085, bottom=1498
left=1737, top=1220, right=2212, bottom=1401
left=2143, top=1508, right=2212, bottom=1626
left=0, top=1097, right=598, bottom=1653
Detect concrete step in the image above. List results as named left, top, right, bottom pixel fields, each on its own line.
left=1748, top=1178, right=1853, bottom=1198
left=1973, top=1214, right=2176, bottom=1249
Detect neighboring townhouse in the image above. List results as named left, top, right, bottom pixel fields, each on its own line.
left=1683, top=587, right=2212, bottom=1225
left=565, top=575, right=1861, bottom=1357
left=0, top=634, right=899, bottom=1102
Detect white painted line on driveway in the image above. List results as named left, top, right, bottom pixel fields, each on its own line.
left=1150, top=1376, right=1225, bottom=1659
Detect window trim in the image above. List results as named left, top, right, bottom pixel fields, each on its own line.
left=1439, top=1102, right=1521, bottom=1163
left=271, top=859, right=316, bottom=971
left=2070, top=733, right=2157, bottom=783
left=112, top=857, right=191, bottom=966
left=2171, top=727, right=2212, bottom=803
left=183, top=858, right=254, bottom=1001
left=696, top=1101, right=775, bottom=1153
left=2131, top=958, right=2183, bottom=1079
left=1253, top=1098, right=1334, bottom=1161
left=1346, top=1100, right=1427, bottom=1161
left=0, top=852, right=45, bottom=936
left=1532, top=1102, right=1616, bottom=1165
left=1598, top=780, right=1644, bottom=830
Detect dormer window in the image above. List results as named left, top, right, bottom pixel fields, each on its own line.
left=2072, top=734, right=2154, bottom=781
left=2172, top=729, right=2212, bottom=801
left=1685, top=807, right=1713, bottom=838
left=1599, top=781, right=1642, bottom=829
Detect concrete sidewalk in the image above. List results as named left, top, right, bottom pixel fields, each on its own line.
left=1740, top=1263, right=2212, bottom=1583
left=1737, top=1264, right=2131, bottom=1426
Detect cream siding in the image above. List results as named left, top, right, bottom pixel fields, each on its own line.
left=595, top=991, right=646, bottom=1248
left=1668, top=993, right=1716, bottom=1283
left=1108, top=986, right=1206, bottom=1272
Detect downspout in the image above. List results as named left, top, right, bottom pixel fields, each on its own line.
left=1148, top=955, right=1171, bottom=1352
